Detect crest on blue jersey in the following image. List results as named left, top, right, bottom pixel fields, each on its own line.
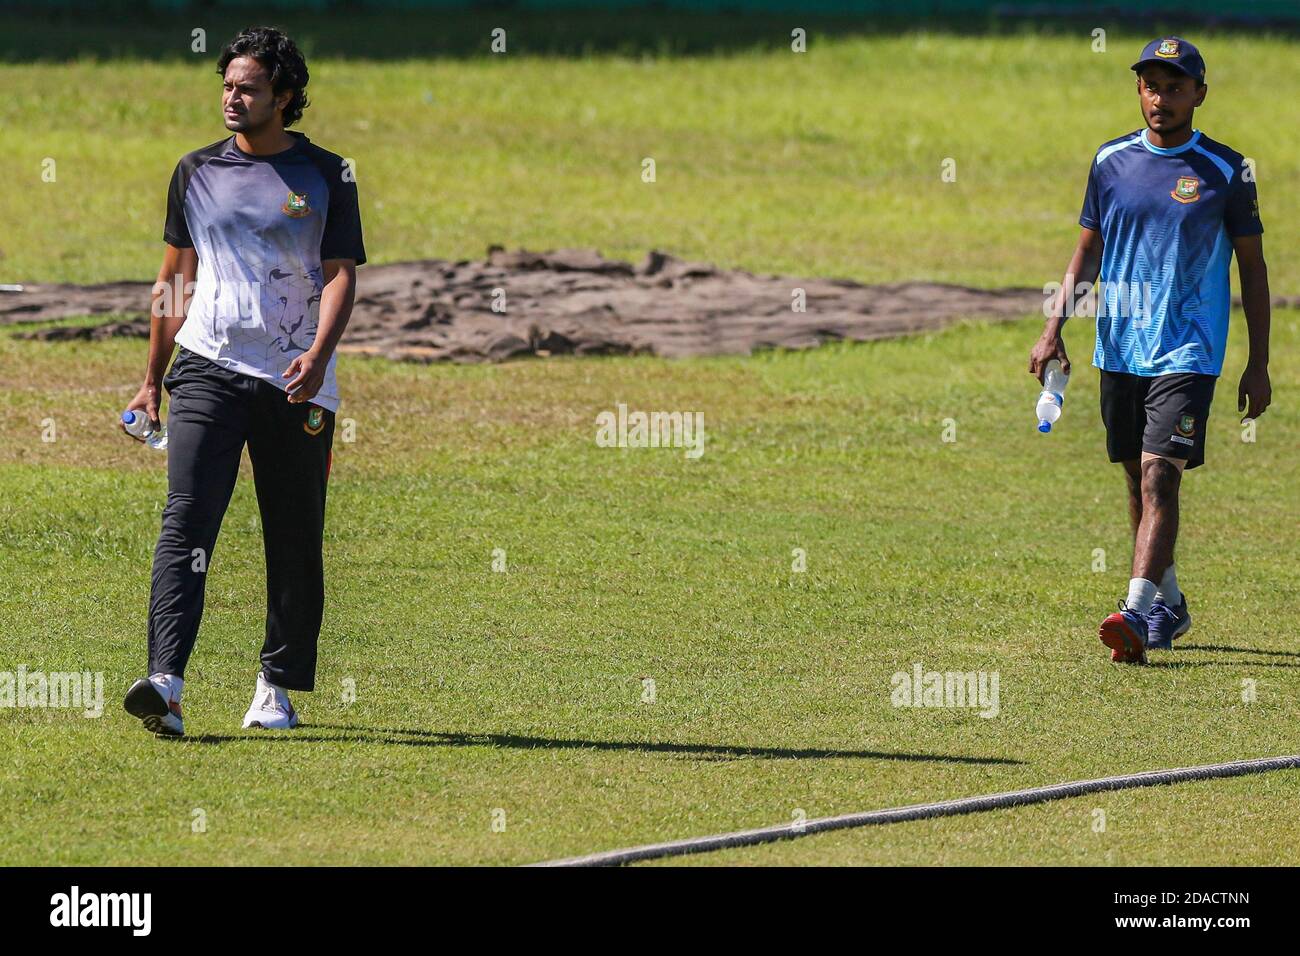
left=1171, top=177, right=1200, bottom=204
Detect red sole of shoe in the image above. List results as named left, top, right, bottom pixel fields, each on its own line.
left=1099, top=616, right=1147, bottom=664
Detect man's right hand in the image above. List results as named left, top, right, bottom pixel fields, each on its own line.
left=122, top=382, right=162, bottom=441
left=1028, top=327, right=1071, bottom=384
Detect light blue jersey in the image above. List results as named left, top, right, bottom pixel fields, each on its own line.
left=1080, top=129, right=1262, bottom=377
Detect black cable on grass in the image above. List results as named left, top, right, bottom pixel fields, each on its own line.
left=532, top=754, right=1300, bottom=867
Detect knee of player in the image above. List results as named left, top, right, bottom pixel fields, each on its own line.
left=1140, top=461, right=1181, bottom=502
left=163, top=495, right=226, bottom=528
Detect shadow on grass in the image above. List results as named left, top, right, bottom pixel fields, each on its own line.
left=1178, top=644, right=1300, bottom=658
left=1147, top=656, right=1300, bottom=669
left=179, top=725, right=1022, bottom=765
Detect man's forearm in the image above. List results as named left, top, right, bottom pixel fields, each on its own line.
left=145, top=266, right=187, bottom=386
left=145, top=314, right=185, bottom=386
left=1047, top=244, right=1102, bottom=334
left=1240, top=263, right=1271, bottom=368
left=309, top=269, right=355, bottom=360
left=146, top=253, right=194, bottom=388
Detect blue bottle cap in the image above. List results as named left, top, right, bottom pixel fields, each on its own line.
left=121, top=410, right=136, bottom=423
left=1038, top=420, right=1052, bottom=433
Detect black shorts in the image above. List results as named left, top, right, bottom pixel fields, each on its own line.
left=1099, top=370, right=1217, bottom=469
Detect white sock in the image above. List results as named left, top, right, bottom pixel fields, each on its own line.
left=1125, top=578, right=1158, bottom=615
left=1154, top=564, right=1182, bottom=606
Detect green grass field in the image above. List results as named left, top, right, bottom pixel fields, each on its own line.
left=1, top=16, right=1297, bottom=866
left=2, top=15, right=1299, bottom=290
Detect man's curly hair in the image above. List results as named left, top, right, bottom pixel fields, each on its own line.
left=216, top=27, right=310, bottom=128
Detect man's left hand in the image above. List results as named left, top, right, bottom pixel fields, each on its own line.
left=283, top=351, right=326, bottom=403
left=1238, top=362, right=1271, bottom=422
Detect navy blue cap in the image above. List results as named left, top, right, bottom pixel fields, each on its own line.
left=1131, top=37, right=1206, bottom=84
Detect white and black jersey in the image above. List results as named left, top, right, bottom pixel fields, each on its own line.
left=164, top=132, right=366, bottom=412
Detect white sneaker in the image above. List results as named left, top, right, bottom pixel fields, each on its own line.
left=123, top=673, right=185, bottom=737
left=241, top=671, right=300, bottom=729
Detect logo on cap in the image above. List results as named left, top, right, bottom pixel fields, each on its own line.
left=1156, top=38, right=1180, bottom=58
left=1171, top=177, right=1200, bottom=204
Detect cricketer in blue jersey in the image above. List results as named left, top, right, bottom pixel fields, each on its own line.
left=1027, top=37, right=1272, bottom=665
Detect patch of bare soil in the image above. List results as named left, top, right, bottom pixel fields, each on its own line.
left=4, top=248, right=1057, bottom=361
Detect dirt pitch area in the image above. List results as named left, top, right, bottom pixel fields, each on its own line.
left=3, top=248, right=1054, bottom=362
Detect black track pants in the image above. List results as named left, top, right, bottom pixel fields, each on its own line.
left=146, top=347, right=334, bottom=691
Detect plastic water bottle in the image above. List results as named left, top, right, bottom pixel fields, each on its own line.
left=1035, top=360, right=1069, bottom=433
left=121, top=410, right=168, bottom=450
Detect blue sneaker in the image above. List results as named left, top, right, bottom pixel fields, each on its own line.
left=1099, top=601, right=1149, bottom=664
left=1145, top=597, right=1191, bottom=650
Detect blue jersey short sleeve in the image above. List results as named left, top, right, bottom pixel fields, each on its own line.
left=1223, top=166, right=1263, bottom=239
left=1079, top=160, right=1100, bottom=231
left=1084, top=129, right=1262, bottom=378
